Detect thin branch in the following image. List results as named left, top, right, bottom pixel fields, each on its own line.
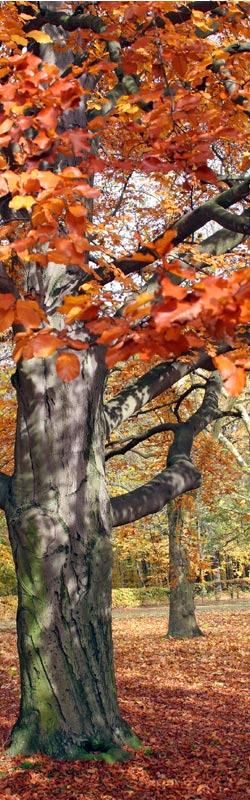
left=236, top=403, right=250, bottom=436
left=105, top=421, right=176, bottom=461
left=109, top=173, right=133, bottom=218
left=174, top=383, right=205, bottom=422
left=111, top=373, right=222, bottom=526
left=219, top=431, right=249, bottom=469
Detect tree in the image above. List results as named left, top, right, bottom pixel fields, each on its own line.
left=167, top=497, right=204, bottom=638
left=0, top=0, right=250, bottom=760
left=107, top=372, right=244, bottom=635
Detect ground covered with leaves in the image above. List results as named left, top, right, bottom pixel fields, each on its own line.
left=0, top=606, right=249, bottom=800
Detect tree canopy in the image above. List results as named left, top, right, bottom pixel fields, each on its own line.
left=0, top=1, right=250, bottom=390
left=0, top=0, right=250, bottom=761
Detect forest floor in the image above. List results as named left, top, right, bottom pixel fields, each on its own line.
left=0, top=594, right=250, bottom=627
left=0, top=601, right=249, bottom=799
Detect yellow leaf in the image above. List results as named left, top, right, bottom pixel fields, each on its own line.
left=124, top=292, right=154, bottom=317
left=11, top=34, right=28, bottom=46
left=9, top=195, right=35, bottom=210
left=27, top=30, right=52, bottom=44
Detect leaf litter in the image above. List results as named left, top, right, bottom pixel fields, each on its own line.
left=0, top=608, right=249, bottom=800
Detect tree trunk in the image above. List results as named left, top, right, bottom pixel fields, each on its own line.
left=167, top=500, right=203, bottom=638
left=212, top=549, right=223, bottom=599
left=5, top=351, right=138, bottom=760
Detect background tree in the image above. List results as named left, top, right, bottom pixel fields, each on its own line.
left=107, top=370, right=243, bottom=635
left=0, top=1, right=250, bottom=760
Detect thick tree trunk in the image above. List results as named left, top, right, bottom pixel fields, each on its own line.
left=167, top=501, right=203, bottom=639
left=5, top=350, right=138, bottom=760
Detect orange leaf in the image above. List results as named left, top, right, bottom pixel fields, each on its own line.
left=63, top=338, right=89, bottom=351
left=160, top=275, right=187, bottom=300
left=13, top=332, right=30, bottom=362
left=77, top=184, right=100, bottom=199
left=31, top=333, right=63, bottom=358
left=214, top=355, right=246, bottom=396
left=15, top=299, right=45, bottom=330
left=36, top=107, right=59, bottom=131
left=124, top=292, right=154, bottom=318
left=224, top=368, right=246, bottom=396
left=213, top=354, right=235, bottom=380
left=68, top=205, right=88, bottom=217
left=0, top=293, right=15, bottom=310
left=0, top=308, right=15, bottom=332
left=0, top=155, right=7, bottom=170
left=97, top=322, right=130, bottom=344
left=0, top=119, right=13, bottom=136
left=106, top=340, right=139, bottom=368
left=61, top=167, right=84, bottom=179
left=154, top=230, right=176, bottom=257
left=56, top=353, right=80, bottom=382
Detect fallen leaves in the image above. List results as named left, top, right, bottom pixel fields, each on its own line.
left=0, top=605, right=249, bottom=800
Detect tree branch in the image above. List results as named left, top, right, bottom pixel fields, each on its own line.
left=235, top=403, right=250, bottom=437
left=105, top=421, right=176, bottom=461
left=105, top=351, right=218, bottom=436
left=197, top=212, right=250, bottom=256
left=24, top=8, right=106, bottom=35
left=208, top=204, right=250, bottom=233
left=113, top=179, right=250, bottom=276
left=111, top=373, right=222, bottom=526
left=217, top=432, right=249, bottom=469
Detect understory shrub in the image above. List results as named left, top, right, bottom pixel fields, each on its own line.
left=112, top=586, right=169, bottom=607
left=0, top=544, right=17, bottom=596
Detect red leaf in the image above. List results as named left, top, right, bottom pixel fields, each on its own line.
left=195, top=165, right=219, bottom=184
left=36, top=107, right=59, bottom=131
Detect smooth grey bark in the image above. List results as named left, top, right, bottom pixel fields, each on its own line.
left=111, top=374, right=222, bottom=526
left=105, top=351, right=218, bottom=436
left=111, top=461, right=201, bottom=527
left=167, top=500, right=203, bottom=638
left=5, top=349, right=138, bottom=759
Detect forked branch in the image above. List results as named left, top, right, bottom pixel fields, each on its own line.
left=111, top=373, right=222, bottom=526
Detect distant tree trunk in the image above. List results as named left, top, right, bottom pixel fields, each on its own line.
left=5, top=351, right=138, bottom=760
left=167, top=500, right=204, bottom=638
left=212, top=549, right=223, bottom=598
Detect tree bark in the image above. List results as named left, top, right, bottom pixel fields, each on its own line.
left=5, top=350, right=138, bottom=760
left=167, top=500, right=203, bottom=639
